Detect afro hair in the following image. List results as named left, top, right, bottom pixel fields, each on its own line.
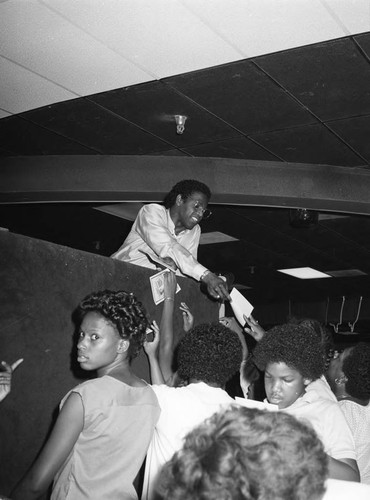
left=253, top=323, right=325, bottom=381
left=176, top=322, right=242, bottom=387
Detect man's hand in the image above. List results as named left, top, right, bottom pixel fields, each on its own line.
left=0, top=358, right=23, bottom=402
left=202, top=272, right=231, bottom=301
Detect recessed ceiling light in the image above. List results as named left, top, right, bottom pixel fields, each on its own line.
left=200, top=232, right=239, bottom=245
left=277, top=267, right=332, bottom=279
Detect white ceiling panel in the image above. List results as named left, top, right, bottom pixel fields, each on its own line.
left=0, top=109, right=11, bottom=119
left=0, top=57, right=77, bottom=114
left=320, top=0, right=370, bottom=34
left=182, top=0, right=369, bottom=58
left=0, top=1, right=154, bottom=98
left=1, top=0, right=369, bottom=116
left=42, top=0, right=241, bottom=78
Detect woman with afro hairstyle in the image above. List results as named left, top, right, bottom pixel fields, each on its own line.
left=12, top=290, right=160, bottom=500
left=326, top=342, right=370, bottom=484
left=253, top=323, right=360, bottom=483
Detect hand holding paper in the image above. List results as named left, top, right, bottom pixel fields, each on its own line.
left=229, top=288, right=254, bottom=326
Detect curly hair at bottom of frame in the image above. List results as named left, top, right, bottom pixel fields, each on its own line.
left=155, top=405, right=328, bottom=500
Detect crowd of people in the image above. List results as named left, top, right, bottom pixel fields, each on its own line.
left=2, top=179, right=370, bottom=499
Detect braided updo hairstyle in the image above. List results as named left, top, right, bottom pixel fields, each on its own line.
left=77, top=290, right=149, bottom=361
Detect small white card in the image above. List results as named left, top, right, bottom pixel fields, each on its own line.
left=150, top=269, right=181, bottom=305
left=234, top=396, right=278, bottom=412
left=229, top=288, right=254, bottom=326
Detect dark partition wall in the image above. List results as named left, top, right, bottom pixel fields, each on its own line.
left=0, top=230, right=217, bottom=495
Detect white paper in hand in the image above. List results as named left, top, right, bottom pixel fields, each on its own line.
left=230, top=288, right=254, bottom=326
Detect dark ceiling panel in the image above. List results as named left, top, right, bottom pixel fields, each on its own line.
left=0, top=115, right=96, bottom=155
left=20, top=98, right=169, bottom=155
left=354, top=31, right=370, bottom=56
left=250, top=123, right=365, bottom=166
left=256, top=37, right=370, bottom=121
left=89, top=81, right=241, bottom=147
left=165, top=59, right=317, bottom=134
left=182, top=137, right=280, bottom=161
left=327, top=115, right=370, bottom=163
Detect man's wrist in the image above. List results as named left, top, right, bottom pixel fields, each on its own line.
left=199, top=269, right=212, bottom=282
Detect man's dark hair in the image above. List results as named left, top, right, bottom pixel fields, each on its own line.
left=163, top=179, right=211, bottom=208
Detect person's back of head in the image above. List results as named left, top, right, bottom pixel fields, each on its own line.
left=342, top=342, right=370, bottom=401
left=176, top=323, right=242, bottom=387
left=163, top=179, right=211, bottom=208
left=156, top=405, right=328, bottom=500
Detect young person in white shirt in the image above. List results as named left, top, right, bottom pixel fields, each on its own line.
left=112, top=179, right=230, bottom=301
left=142, top=272, right=242, bottom=500
left=252, top=323, right=359, bottom=482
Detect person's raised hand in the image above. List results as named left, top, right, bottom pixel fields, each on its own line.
left=219, top=316, right=243, bottom=335
left=163, top=270, right=177, bottom=301
left=243, top=314, right=266, bottom=342
left=179, top=302, right=194, bottom=332
left=0, top=358, right=24, bottom=402
left=143, top=321, right=160, bottom=358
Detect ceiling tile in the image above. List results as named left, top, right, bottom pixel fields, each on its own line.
left=89, top=81, right=241, bottom=147
left=0, top=57, right=77, bottom=114
left=0, top=2, right=154, bottom=98
left=166, top=59, right=316, bottom=134
left=43, top=0, right=241, bottom=79
left=328, top=115, right=370, bottom=162
left=255, top=37, right=370, bottom=121
left=250, top=123, right=365, bottom=166
left=183, top=0, right=352, bottom=57
left=182, top=137, right=280, bottom=161
left=20, top=98, right=169, bottom=154
left=355, top=31, right=370, bottom=56
left=0, top=116, right=96, bottom=155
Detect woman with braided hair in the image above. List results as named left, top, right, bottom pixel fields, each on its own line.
left=12, top=290, right=160, bottom=500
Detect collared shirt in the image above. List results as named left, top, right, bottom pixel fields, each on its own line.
left=282, top=387, right=356, bottom=461
left=112, top=204, right=207, bottom=281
